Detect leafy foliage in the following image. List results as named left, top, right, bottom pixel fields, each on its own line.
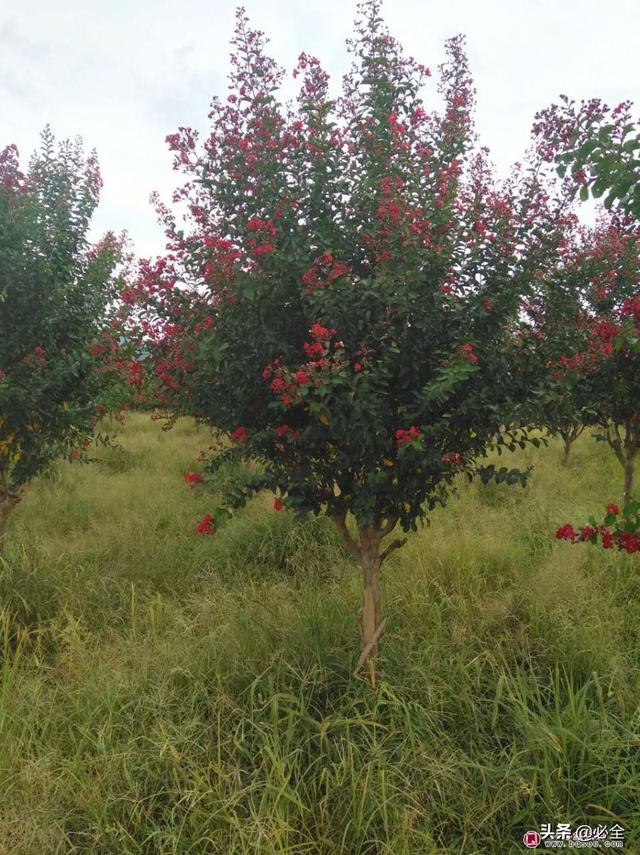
left=136, top=3, right=557, bottom=543
left=534, top=95, right=640, bottom=217
left=0, top=128, right=130, bottom=524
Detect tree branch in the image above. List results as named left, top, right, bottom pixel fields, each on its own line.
left=378, top=516, right=398, bottom=539
left=331, top=511, right=361, bottom=561
left=606, top=423, right=626, bottom=467
left=380, top=537, right=407, bottom=564
left=353, top=618, right=387, bottom=676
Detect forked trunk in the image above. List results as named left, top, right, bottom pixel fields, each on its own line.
left=332, top=512, right=406, bottom=687
left=559, top=424, right=583, bottom=465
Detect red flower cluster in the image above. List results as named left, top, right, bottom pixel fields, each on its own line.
left=301, top=254, right=350, bottom=292
left=456, top=343, right=478, bottom=364
left=246, top=216, right=276, bottom=237
left=310, top=322, right=335, bottom=341
left=231, top=425, right=249, bottom=443
left=194, top=315, right=215, bottom=335
left=621, top=297, right=640, bottom=323
left=252, top=242, right=274, bottom=258
left=396, top=426, right=421, bottom=447
left=555, top=523, right=614, bottom=547
left=618, top=531, right=640, bottom=554
left=273, top=497, right=284, bottom=511
left=184, top=471, right=204, bottom=486
left=303, top=341, right=324, bottom=358
left=196, top=514, right=215, bottom=535
left=442, top=451, right=461, bottom=466
left=556, top=502, right=639, bottom=553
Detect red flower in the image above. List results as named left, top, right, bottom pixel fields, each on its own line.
left=354, top=362, right=362, bottom=372
left=578, top=525, right=596, bottom=541
left=619, top=531, right=640, bottom=554
left=295, top=371, right=311, bottom=384
left=231, top=425, right=248, bottom=443
left=555, top=524, right=576, bottom=541
left=601, top=529, right=615, bottom=549
left=196, top=514, right=215, bottom=535
left=606, top=503, right=620, bottom=516
left=310, top=322, right=335, bottom=341
left=253, top=242, right=274, bottom=257
left=442, top=451, right=461, bottom=466
left=274, top=424, right=290, bottom=436
left=270, top=377, right=288, bottom=393
left=303, top=341, right=324, bottom=358
left=396, top=426, right=421, bottom=447
left=184, top=471, right=204, bottom=486
left=274, top=497, right=284, bottom=511
left=456, top=343, right=478, bottom=364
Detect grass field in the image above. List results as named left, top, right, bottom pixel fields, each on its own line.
left=0, top=414, right=638, bottom=853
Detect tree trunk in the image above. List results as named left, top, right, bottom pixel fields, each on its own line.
left=0, top=492, right=18, bottom=542
left=624, top=458, right=634, bottom=505
left=605, top=420, right=637, bottom=506
left=559, top=424, right=583, bottom=465
left=359, top=527, right=382, bottom=688
left=622, top=417, right=637, bottom=506
left=331, top=512, right=406, bottom=687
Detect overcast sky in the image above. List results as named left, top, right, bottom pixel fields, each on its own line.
left=2, top=0, right=638, bottom=257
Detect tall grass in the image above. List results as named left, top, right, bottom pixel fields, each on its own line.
left=0, top=414, right=638, bottom=853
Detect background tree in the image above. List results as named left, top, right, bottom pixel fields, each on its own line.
left=136, top=2, right=564, bottom=682
left=0, top=129, right=130, bottom=535
left=511, top=189, right=592, bottom=464
left=534, top=96, right=640, bottom=217
left=541, top=213, right=640, bottom=501
left=534, top=94, right=640, bottom=501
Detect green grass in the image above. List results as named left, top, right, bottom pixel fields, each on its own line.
left=0, top=414, right=638, bottom=853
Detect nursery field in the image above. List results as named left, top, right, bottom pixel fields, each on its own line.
left=0, top=413, right=638, bottom=854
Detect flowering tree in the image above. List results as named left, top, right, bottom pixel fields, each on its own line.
left=534, top=98, right=640, bottom=540
left=534, top=96, right=640, bottom=217
left=513, top=203, right=593, bottom=463
left=137, top=2, right=562, bottom=681
left=550, top=216, right=640, bottom=501
left=0, top=129, right=130, bottom=535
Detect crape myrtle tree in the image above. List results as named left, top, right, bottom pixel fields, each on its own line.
left=136, top=3, right=568, bottom=681
left=534, top=96, right=640, bottom=217
left=534, top=96, right=640, bottom=551
left=519, top=281, right=587, bottom=465
left=0, top=129, right=132, bottom=536
left=551, top=213, right=640, bottom=504
left=514, top=203, right=593, bottom=464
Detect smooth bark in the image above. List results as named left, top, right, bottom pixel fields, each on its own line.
left=605, top=417, right=638, bottom=505
left=331, top=512, right=406, bottom=687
